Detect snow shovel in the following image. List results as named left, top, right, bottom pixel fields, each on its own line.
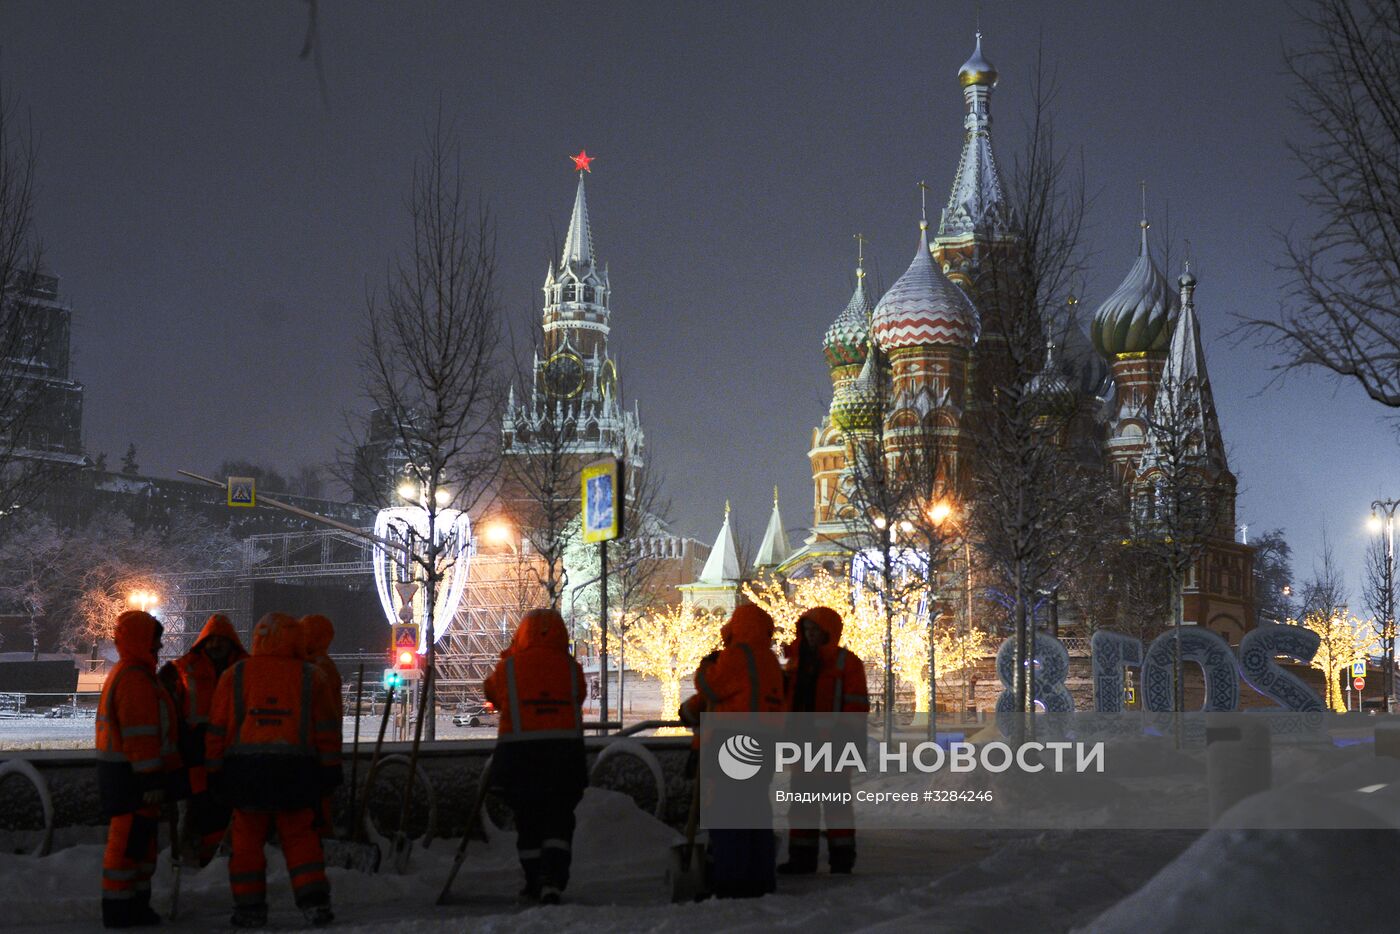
left=435, top=753, right=495, bottom=906
left=165, top=806, right=182, bottom=921
left=390, top=666, right=433, bottom=873
left=326, top=681, right=396, bottom=873
left=665, top=779, right=708, bottom=902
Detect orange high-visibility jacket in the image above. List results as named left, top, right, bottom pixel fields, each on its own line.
left=170, top=614, right=248, bottom=731
left=300, top=614, right=343, bottom=719
left=783, top=606, right=870, bottom=713
left=483, top=609, right=584, bottom=742
left=689, top=605, right=785, bottom=715
left=207, top=613, right=342, bottom=810
left=95, top=611, right=181, bottom=817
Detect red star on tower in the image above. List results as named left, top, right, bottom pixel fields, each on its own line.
left=570, top=149, right=594, bottom=173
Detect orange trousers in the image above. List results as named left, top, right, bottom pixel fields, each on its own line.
left=102, top=806, right=161, bottom=904
left=228, top=809, right=330, bottom=910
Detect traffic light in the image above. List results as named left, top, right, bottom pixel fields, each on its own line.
left=383, top=668, right=404, bottom=691
left=395, top=647, right=418, bottom=671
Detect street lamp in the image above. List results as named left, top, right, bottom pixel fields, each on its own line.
left=1370, top=500, right=1398, bottom=712
left=483, top=520, right=517, bottom=553
left=128, top=590, right=159, bottom=613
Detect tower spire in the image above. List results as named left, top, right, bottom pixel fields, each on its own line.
left=562, top=169, right=595, bottom=269
left=917, top=180, right=931, bottom=231
left=943, top=31, right=1006, bottom=239
left=1139, top=180, right=1150, bottom=256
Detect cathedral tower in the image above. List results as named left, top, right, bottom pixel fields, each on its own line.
left=503, top=152, right=643, bottom=466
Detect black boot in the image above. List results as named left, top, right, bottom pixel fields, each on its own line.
left=129, top=892, right=161, bottom=926
left=230, top=905, right=268, bottom=929
left=828, top=847, right=856, bottom=874
left=776, top=847, right=818, bottom=875
left=101, top=900, right=132, bottom=930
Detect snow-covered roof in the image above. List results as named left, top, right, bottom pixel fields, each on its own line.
left=753, top=491, right=790, bottom=569
left=872, top=226, right=978, bottom=351
left=698, top=503, right=740, bottom=583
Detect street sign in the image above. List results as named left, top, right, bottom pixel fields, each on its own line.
left=1352, top=660, right=1367, bottom=678
left=1354, top=676, right=1366, bottom=691
left=227, top=476, right=256, bottom=508
left=393, top=623, right=420, bottom=651
left=581, top=458, right=624, bottom=543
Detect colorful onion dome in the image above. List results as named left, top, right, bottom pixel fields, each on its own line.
left=871, top=225, right=978, bottom=351
left=1090, top=224, right=1178, bottom=357
left=831, top=356, right=880, bottom=432
left=824, top=273, right=873, bottom=368
left=959, top=32, right=998, bottom=88
left=1028, top=340, right=1074, bottom=404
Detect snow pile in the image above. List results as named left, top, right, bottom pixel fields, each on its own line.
left=1083, top=756, right=1400, bottom=933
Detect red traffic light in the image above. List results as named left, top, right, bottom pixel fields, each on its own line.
left=395, top=649, right=417, bottom=670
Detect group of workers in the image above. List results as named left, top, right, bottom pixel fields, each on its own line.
left=97, top=609, right=341, bottom=929
left=678, top=603, right=869, bottom=898
left=94, top=598, right=866, bottom=926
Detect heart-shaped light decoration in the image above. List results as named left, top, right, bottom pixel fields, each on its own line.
left=373, top=506, right=473, bottom=652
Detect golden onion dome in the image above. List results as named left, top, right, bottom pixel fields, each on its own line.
left=959, top=32, right=998, bottom=88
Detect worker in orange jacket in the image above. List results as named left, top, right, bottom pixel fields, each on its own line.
left=300, top=614, right=342, bottom=837
left=160, top=613, right=247, bottom=865
left=96, top=610, right=182, bottom=929
left=779, top=606, right=869, bottom=875
left=208, top=613, right=341, bottom=928
left=483, top=608, right=586, bottom=905
left=679, top=604, right=784, bottom=898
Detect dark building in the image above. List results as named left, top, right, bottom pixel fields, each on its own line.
left=4, top=273, right=84, bottom=465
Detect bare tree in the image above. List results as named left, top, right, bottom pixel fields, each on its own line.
left=354, top=116, right=506, bottom=739
left=0, top=84, right=70, bottom=520
left=1362, top=533, right=1397, bottom=707
left=501, top=326, right=587, bottom=609
left=1134, top=363, right=1232, bottom=716
left=1252, top=528, right=1298, bottom=625
left=966, top=50, right=1091, bottom=726
left=836, top=344, right=929, bottom=745
left=1299, top=532, right=1349, bottom=619
left=1238, top=0, right=1400, bottom=409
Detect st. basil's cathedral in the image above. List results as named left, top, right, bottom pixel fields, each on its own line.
left=768, top=33, right=1256, bottom=643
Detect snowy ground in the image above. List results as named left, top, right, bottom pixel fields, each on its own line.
left=5, top=754, right=1400, bottom=931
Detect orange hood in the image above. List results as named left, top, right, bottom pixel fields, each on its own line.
left=300, top=614, right=335, bottom=656
left=798, top=606, right=844, bottom=648
left=727, top=605, right=774, bottom=648
left=511, top=608, right=570, bottom=653
left=250, top=612, right=305, bottom=659
left=191, top=613, right=248, bottom=661
left=114, top=611, right=161, bottom=668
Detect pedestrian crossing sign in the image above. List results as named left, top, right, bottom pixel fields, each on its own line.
left=227, top=476, right=256, bottom=508
left=581, top=458, right=624, bottom=543
left=1353, top=660, right=1367, bottom=678
left=393, top=623, right=419, bottom=651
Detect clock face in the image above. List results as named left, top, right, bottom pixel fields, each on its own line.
left=544, top=351, right=585, bottom=399
left=599, top=359, right=618, bottom=398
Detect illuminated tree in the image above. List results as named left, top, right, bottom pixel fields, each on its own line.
left=745, top=568, right=958, bottom=710
left=621, top=603, right=721, bottom=719
left=1291, top=609, right=1375, bottom=711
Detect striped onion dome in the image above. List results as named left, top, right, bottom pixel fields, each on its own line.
left=1090, top=224, right=1178, bottom=357
left=823, top=274, right=873, bottom=368
left=871, top=226, right=978, bottom=351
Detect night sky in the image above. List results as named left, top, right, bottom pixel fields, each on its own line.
left=2, top=1, right=1394, bottom=598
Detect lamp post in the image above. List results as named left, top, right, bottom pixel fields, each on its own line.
left=128, top=590, right=159, bottom=613
left=1370, top=500, right=1398, bottom=712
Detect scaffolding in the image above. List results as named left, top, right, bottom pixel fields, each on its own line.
left=162, top=528, right=537, bottom=702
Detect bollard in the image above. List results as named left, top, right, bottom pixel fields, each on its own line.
left=1206, top=719, right=1271, bottom=823
left=1377, top=722, right=1400, bottom=760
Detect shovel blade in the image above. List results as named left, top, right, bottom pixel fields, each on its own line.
left=665, top=842, right=708, bottom=903
left=324, top=839, right=382, bottom=874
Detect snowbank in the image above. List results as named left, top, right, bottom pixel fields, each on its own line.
left=1082, top=755, right=1400, bottom=933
